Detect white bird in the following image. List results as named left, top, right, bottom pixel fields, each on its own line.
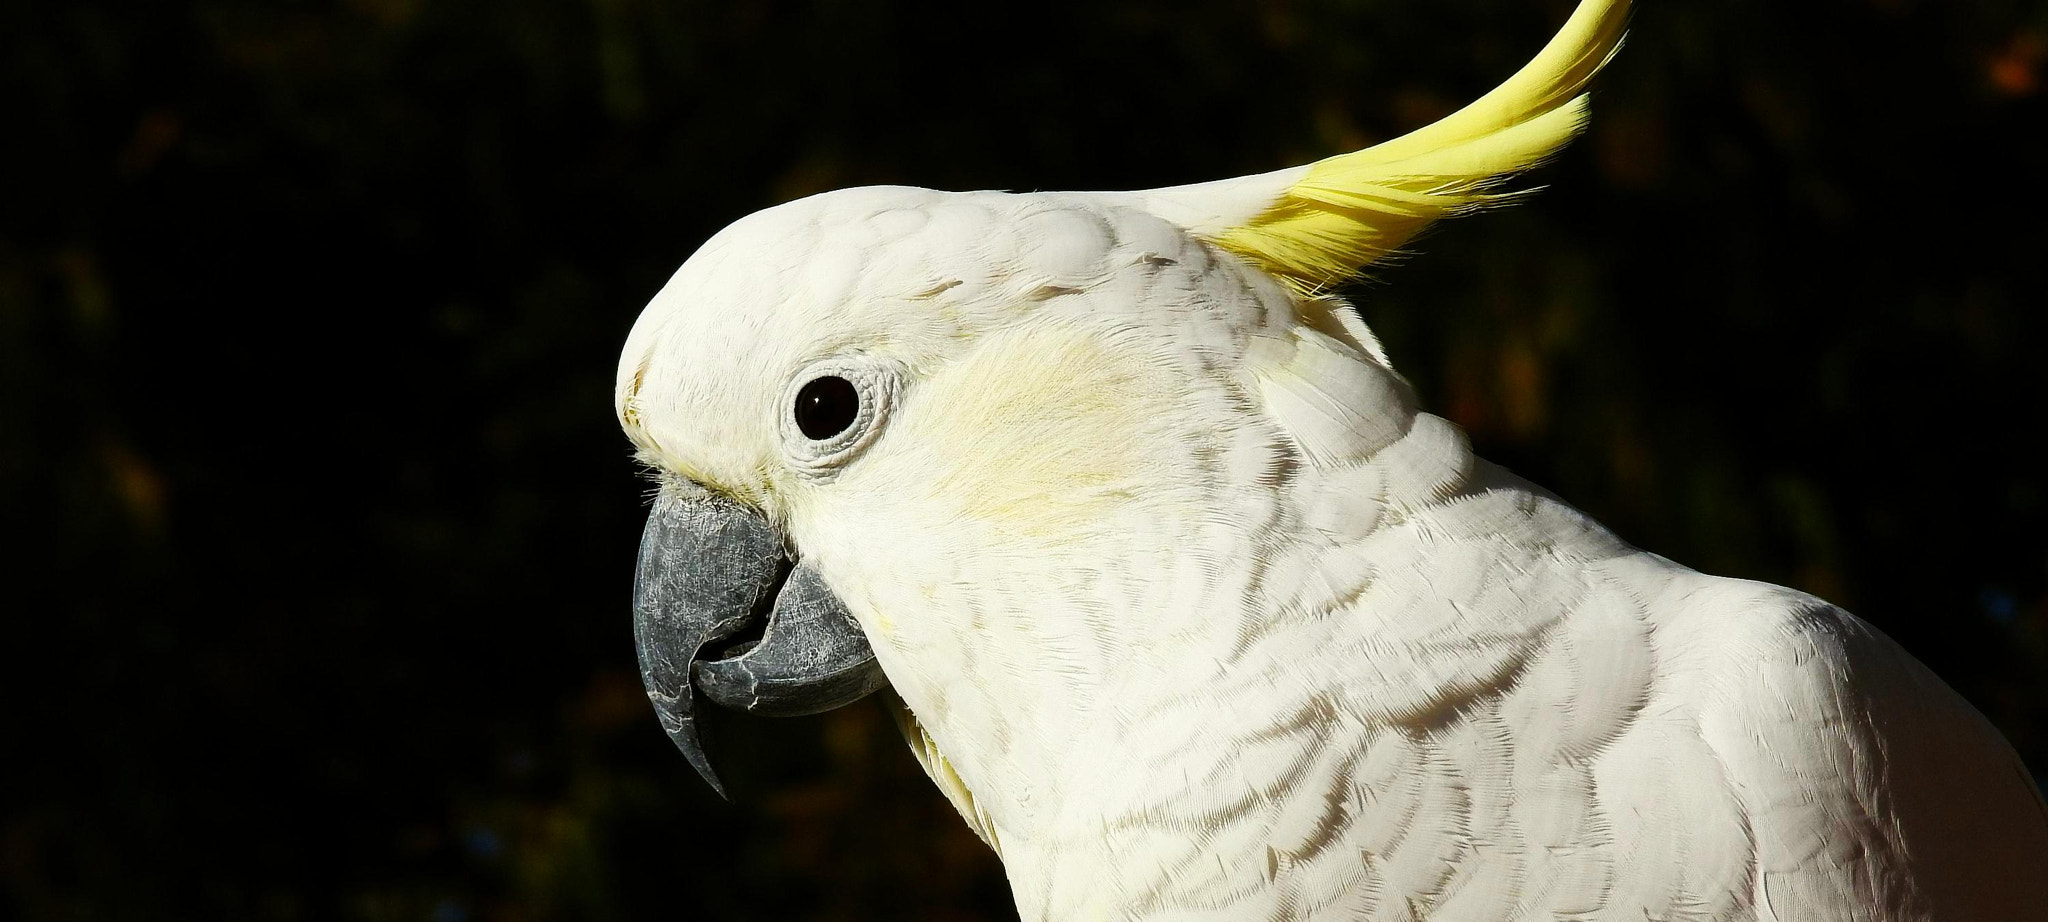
left=617, top=0, right=2048, bottom=917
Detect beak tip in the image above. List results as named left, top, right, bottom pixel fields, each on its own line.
left=682, top=746, right=731, bottom=802
left=654, top=709, right=732, bottom=800
left=647, top=688, right=731, bottom=799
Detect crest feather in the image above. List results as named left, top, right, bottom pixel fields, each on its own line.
left=1198, top=0, right=1631, bottom=291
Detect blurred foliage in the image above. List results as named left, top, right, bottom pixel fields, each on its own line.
left=5, top=0, right=2047, bottom=919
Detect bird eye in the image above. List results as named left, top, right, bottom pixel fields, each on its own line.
left=794, top=376, right=860, bottom=440
left=780, top=360, right=895, bottom=476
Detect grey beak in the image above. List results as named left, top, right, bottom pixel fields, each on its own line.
left=632, top=488, right=887, bottom=798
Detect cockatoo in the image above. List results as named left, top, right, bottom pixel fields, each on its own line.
left=619, top=0, right=2048, bottom=917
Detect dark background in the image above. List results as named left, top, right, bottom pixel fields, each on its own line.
left=7, top=0, right=2046, bottom=919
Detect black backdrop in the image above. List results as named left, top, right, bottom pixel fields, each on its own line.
left=8, top=0, right=2047, bottom=919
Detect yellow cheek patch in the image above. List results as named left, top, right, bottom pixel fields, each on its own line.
left=876, top=322, right=1177, bottom=541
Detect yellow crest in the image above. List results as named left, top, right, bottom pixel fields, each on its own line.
left=1151, top=0, right=1631, bottom=293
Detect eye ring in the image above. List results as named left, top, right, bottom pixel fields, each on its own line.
left=777, top=357, right=897, bottom=477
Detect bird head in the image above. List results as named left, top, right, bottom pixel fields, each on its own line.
left=617, top=0, right=1630, bottom=827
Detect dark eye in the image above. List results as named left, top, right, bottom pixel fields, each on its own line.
left=793, top=376, right=860, bottom=440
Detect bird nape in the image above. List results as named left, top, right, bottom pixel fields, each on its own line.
left=613, top=0, right=2048, bottom=918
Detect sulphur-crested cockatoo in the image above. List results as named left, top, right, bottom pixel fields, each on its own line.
left=619, top=0, right=2048, bottom=917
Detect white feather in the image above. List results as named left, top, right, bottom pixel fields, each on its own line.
left=614, top=1, right=2048, bottom=916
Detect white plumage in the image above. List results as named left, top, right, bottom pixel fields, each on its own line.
left=615, top=0, right=2048, bottom=917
